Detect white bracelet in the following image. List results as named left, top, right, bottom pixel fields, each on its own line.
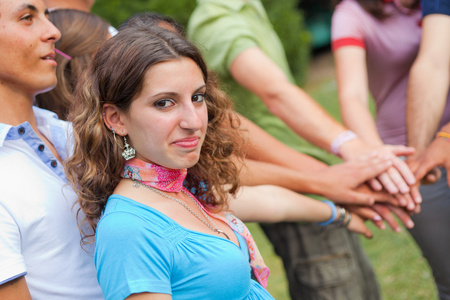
left=330, top=130, right=357, bottom=156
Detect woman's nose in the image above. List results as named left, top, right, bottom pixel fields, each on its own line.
left=179, top=103, right=204, bottom=130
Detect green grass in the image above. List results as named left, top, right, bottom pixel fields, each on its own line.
left=248, top=55, right=437, bottom=299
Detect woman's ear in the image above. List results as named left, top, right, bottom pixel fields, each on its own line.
left=103, top=104, right=128, bottom=136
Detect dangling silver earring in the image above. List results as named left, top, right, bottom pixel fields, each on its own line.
left=121, top=136, right=136, bottom=160
left=111, top=126, right=136, bottom=161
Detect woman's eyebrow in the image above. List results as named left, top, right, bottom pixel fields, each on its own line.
left=194, top=85, right=207, bottom=93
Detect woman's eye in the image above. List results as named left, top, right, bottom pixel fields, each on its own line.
left=154, top=99, right=174, bottom=108
left=192, top=94, right=205, bottom=103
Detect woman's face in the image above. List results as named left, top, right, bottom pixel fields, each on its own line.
left=120, top=57, right=208, bottom=170
left=0, top=0, right=61, bottom=96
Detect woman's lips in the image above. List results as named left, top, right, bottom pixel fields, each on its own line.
left=172, top=137, right=200, bottom=148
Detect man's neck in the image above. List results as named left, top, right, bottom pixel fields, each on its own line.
left=0, top=87, right=37, bottom=128
left=0, top=87, right=63, bottom=162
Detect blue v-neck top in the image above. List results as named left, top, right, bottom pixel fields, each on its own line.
left=95, top=195, right=274, bottom=300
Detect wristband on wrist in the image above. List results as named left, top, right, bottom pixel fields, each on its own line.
left=436, top=131, right=450, bottom=142
left=317, top=200, right=337, bottom=226
left=330, top=130, right=358, bottom=156
left=344, top=211, right=352, bottom=227
left=333, top=206, right=347, bottom=226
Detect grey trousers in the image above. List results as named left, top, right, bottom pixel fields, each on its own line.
left=409, top=169, right=450, bottom=300
left=260, top=221, right=380, bottom=300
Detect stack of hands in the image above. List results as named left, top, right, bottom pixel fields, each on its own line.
left=331, top=132, right=450, bottom=238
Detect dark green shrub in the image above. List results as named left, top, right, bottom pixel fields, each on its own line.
left=92, top=0, right=310, bottom=85
left=92, top=0, right=196, bottom=29
left=262, top=0, right=311, bottom=85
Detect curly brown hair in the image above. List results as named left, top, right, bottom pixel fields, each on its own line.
left=65, top=25, right=243, bottom=243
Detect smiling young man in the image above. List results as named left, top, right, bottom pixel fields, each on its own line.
left=0, top=0, right=103, bottom=299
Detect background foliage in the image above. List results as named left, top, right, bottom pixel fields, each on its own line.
left=92, top=0, right=311, bottom=85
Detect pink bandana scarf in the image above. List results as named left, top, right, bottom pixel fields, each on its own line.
left=122, top=158, right=187, bottom=192
left=121, top=158, right=270, bottom=288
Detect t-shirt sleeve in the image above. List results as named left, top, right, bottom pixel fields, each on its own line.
left=422, top=0, right=450, bottom=16
left=331, top=0, right=366, bottom=51
left=187, top=4, right=258, bottom=77
left=95, top=212, right=173, bottom=300
left=0, top=203, right=27, bottom=285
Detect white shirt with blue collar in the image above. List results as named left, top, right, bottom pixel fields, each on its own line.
left=0, top=107, right=103, bottom=299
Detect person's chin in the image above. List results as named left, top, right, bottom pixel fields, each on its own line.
left=177, top=153, right=201, bottom=170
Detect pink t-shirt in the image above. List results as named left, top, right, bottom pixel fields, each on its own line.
left=332, top=0, right=450, bottom=145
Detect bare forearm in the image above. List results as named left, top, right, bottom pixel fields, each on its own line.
left=406, top=14, right=450, bottom=153
left=265, top=85, right=347, bottom=152
left=406, top=59, right=449, bottom=152
left=334, top=46, right=383, bottom=147
left=229, top=185, right=332, bottom=223
left=239, top=158, right=326, bottom=195
left=339, top=96, right=383, bottom=146
left=230, top=47, right=348, bottom=153
left=239, top=114, right=327, bottom=171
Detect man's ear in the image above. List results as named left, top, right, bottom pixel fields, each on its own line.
left=103, top=104, right=127, bottom=136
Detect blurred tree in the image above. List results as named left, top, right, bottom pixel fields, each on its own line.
left=262, top=0, right=311, bottom=85
left=92, top=0, right=310, bottom=85
left=92, top=0, right=196, bottom=28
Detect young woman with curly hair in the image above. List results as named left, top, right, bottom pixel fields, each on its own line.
left=64, top=24, right=278, bottom=299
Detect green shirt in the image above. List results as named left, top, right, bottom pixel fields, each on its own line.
left=187, top=0, right=336, bottom=164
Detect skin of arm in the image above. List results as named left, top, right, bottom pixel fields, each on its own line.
left=237, top=114, right=399, bottom=205
left=230, top=46, right=348, bottom=152
left=333, top=45, right=421, bottom=206
left=126, top=293, right=172, bottom=299
left=409, top=122, right=450, bottom=186
left=228, top=185, right=373, bottom=238
left=334, top=47, right=383, bottom=146
left=239, top=156, right=397, bottom=205
left=0, top=277, right=32, bottom=300
left=406, top=14, right=450, bottom=154
left=239, top=114, right=327, bottom=171
left=230, top=46, right=418, bottom=199
left=237, top=114, right=416, bottom=229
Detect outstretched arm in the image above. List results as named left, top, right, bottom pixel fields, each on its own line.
left=230, top=47, right=348, bottom=152
left=237, top=114, right=398, bottom=205
left=239, top=155, right=396, bottom=206
left=406, top=14, right=450, bottom=153
left=228, top=185, right=373, bottom=238
left=231, top=46, right=418, bottom=201
left=332, top=45, right=419, bottom=205
left=238, top=114, right=327, bottom=171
